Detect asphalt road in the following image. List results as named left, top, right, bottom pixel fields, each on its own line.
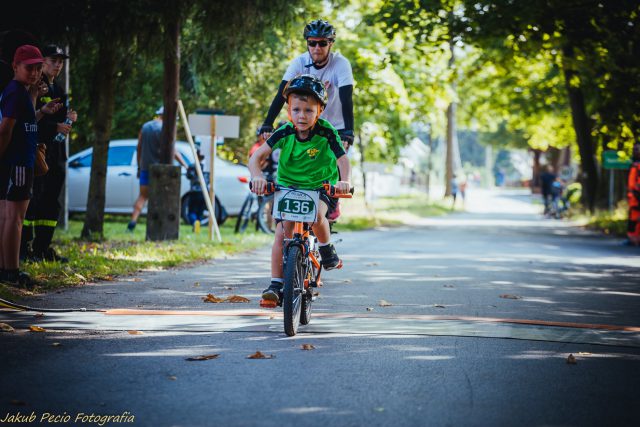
left=1, top=188, right=639, bottom=427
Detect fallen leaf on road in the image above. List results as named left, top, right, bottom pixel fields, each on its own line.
left=193, top=282, right=200, bottom=287
left=247, top=351, right=275, bottom=359
left=374, top=407, right=385, bottom=412
left=34, top=312, right=45, bottom=318
left=224, top=286, right=235, bottom=290
left=499, top=294, right=522, bottom=300
left=433, top=304, right=446, bottom=308
left=0, top=323, right=15, bottom=332
left=52, top=342, right=61, bottom=347
left=366, top=307, right=374, bottom=311
left=443, top=284, right=455, bottom=288
left=301, top=344, right=316, bottom=350
left=269, top=315, right=275, bottom=320
left=365, top=262, right=379, bottom=267
left=566, top=354, right=577, bottom=364
left=186, top=354, right=220, bottom=361
left=168, top=376, right=177, bottom=380
left=379, top=300, right=393, bottom=307
left=29, top=326, right=46, bottom=332
left=342, top=279, right=352, bottom=284
left=202, top=294, right=225, bottom=303
left=133, top=278, right=142, bottom=282
left=127, top=330, right=143, bottom=335
left=225, top=295, right=250, bottom=303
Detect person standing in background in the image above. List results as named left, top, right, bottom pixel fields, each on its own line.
left=21, top=45, right=76, bottom=262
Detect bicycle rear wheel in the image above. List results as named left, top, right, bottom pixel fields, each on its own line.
left=235, top=195, right=253, bottom=233
left=283, top=245, right=304, bottom=336
left=256, top=195, right=275, bottom=234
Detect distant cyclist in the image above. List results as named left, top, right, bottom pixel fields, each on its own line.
left=259, top=19, right=354, bottom=152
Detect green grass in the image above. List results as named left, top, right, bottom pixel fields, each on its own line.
left=1, top=217, right=271, bottom=298
left=579, top=203, right=628, bottom=237
left=333, top=192, right=454, bottom=232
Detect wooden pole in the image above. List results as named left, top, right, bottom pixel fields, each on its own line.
left=176, top=100, right=221, bottom=241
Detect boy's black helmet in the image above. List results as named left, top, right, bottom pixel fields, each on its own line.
left=283, top=74, right=328, bottom=107
left=304, top=20, right=336, bottom=40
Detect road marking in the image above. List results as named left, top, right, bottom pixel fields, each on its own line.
left=104, top=309, right=640, bottom=332
left=2, top=308, right=639, bottom=348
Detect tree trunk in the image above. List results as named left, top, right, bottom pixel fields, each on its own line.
left=160, top=3, right=180, bottom=164
left=445, top=42, right=460, bottom=197
left=561, top=44, right=599, bottom=212
left=81, top=41, right=117, bottom=240
left=147, top=1, right=181, bottom=240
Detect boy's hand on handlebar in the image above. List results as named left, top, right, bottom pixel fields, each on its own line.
left=335, top=181, right=351, bottom=195
left=250, top=177, right=268, bottom=195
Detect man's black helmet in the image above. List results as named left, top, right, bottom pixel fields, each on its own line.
left=304, top=20, right=336, bottom=40
left=283, top=74, right=328, bottom=107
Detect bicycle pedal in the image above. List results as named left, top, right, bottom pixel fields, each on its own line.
left=260, top=299, right=278, bottom=308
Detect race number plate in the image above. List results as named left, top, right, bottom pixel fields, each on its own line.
left=273, top=189, right=319, bottom=222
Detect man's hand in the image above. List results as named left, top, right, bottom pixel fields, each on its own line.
left=251, top=176, right=268, bottom=195
left=41, top=99, right=62, bottom=115
left=56, top=122, right=72, bottom=135
left=259, top=125, right=273, bottom=141
left=67, top=109, right=78, bottom=122
left=338, top=130, right=354, bottom=151
left=335, top=180, right=351, bottom=195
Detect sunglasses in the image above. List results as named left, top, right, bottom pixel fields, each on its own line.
left=307, top=40, right=330, bottom=47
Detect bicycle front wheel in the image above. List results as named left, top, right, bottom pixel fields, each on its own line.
left=283, top=245, right=304, bottom=336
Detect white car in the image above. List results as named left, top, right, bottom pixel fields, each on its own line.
left=67, top=139, right=250, bottom=217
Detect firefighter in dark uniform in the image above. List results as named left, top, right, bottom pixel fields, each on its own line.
left=20, top=45, right=77, bottom=262
left=627, top=142, right=640, bottom=246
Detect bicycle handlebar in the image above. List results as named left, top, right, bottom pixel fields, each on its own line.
left=249, top=181, right=354, bottom=198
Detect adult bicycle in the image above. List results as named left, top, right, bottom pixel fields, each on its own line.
left=256, top=182, right=353, bottom=336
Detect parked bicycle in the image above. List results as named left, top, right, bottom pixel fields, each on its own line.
left=234, top=191, right=276, bottom=234
left=256, top=181, right=353, bottom=336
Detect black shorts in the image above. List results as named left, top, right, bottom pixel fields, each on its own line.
left=0, top=165, right=34, bottom=201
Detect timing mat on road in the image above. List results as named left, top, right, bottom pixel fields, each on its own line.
left=2, top=308, right=639, bottom=348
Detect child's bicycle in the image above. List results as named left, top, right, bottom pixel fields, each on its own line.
left=255, top=181, right=353, bottom=336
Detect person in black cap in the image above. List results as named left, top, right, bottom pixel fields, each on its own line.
left=20, top=44, right=77, bottom=263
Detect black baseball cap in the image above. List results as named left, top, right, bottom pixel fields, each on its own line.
left=41, top=44, right=69, bottom=59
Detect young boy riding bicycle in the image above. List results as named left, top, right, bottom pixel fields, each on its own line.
left=249, top=74, right=351, bottom=304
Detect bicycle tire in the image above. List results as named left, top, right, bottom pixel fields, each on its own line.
left=283, top=244, right=304, bottom=336
left=235, top=195, right=253, bottom=234
left=300, top=252, right=317, bottom=326
left=256, top=195, right=276, bottom=234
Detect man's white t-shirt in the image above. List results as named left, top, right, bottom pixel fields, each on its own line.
left=282, top=52, right=354, bottom=130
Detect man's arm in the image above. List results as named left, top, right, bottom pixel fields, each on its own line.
left=174, top=150, right=188, bottom=168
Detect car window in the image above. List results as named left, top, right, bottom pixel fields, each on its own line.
left=74, top=154, right=92, bottom=167
left=108, top=146, right=136, bottom=166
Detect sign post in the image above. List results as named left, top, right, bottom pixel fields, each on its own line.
left=186, top=111, right=240, bottom=240
left=602, top=150, right=632, bottom=211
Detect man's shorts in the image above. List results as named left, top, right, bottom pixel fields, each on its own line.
left=0, top=165, right=34, bottom=201
left=139, top=170, right=150, bottom=186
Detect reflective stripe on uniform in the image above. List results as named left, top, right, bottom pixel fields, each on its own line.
left=22, top=219, right=57, bottom=227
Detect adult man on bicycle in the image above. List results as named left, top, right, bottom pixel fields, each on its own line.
left=259, top=19, right=355, bottom=151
